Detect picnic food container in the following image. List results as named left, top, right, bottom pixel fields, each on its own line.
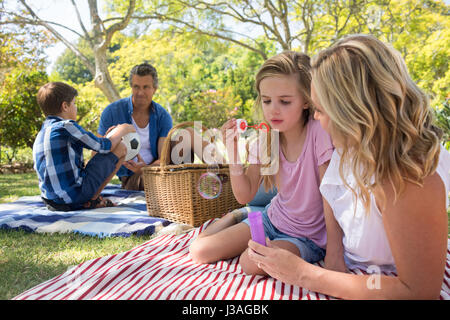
left=142, top=121, right=243, bottom=227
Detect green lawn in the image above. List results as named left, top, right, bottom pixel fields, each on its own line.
left=0, top=172, right=151, bottom=300
left=0, top=172, right=40, bottom=203
left=0, top=229, right=153, bottom=300
left=0, top=172, right=121, bottom=203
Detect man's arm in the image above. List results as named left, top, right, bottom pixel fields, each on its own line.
left=148, top=136, right=166, bottom=166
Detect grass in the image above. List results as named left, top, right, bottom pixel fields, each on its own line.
left=0, top=229, right=153, bottom=300
left=0, top=172, right=149, bottom=300
left=0, top=172, right=40, bottom=203
left=0, top=172, right=120, bottom=203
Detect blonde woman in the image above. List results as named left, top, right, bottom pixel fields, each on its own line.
left=248, top=34, right=450, bottom=299
left=189, top=51, right=334, bottom=275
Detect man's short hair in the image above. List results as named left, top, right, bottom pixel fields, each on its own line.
left=36, top=82, right=78, bottom=116
left=129, top=63, right=158, bottom=88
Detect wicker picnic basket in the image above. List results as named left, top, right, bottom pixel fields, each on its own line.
left=142, top=121, right=243, bottom=227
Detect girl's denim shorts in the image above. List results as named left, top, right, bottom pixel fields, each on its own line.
left=242, top=205, right=326, bottom=263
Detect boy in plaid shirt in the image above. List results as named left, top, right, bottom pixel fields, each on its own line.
left=33, top=82, right=135, bottom=211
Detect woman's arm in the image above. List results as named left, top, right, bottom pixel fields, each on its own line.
left=375, top=172, right=448, bottom=299
left=249, top=172, right=448, bottom=299
left=322, top=198, right=347, bottom=272
left=319, top=162, right=347, bottom=273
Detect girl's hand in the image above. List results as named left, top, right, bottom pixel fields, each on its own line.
left=247, top=238, right=306, bottom=287
left=220, top=118, right=240, bottom=163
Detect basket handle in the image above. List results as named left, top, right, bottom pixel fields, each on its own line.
left=160, top=121, right=211, bottom=167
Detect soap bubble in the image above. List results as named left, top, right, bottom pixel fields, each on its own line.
left=197, top=172, right=222, bottom=200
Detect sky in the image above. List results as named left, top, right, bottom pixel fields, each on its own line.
left=13, top=0, right=450, bottom=74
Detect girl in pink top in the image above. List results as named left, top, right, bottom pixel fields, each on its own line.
left=189, top=51, right=334, bottom=276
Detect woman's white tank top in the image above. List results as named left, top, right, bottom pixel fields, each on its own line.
left=320, top=145, right=450, bottom=273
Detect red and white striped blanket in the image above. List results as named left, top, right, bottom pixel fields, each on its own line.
left=13, top=220, right=450, bottom=300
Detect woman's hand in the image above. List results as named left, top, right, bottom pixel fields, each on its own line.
left=247, top=238, right=307, bottom=287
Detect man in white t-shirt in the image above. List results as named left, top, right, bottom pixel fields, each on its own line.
left=98, top=63, right=173, bottom=190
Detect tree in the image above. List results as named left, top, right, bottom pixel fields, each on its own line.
left=54, top=39, right=94, bottom=84
left=53, top=36, right=123, bottom=85
left=122, top=0, right=448, bottom=139
left=3, top=0, right=447, bottom=115
left=0, top=0, right=55, bottom=162
left=434, top=98, right=450, bottom=150
left=378, top=0, right=450, bottom=107
left=1, top=0, right=136, bottom=102
left=0, top=1, right=54, bottom=82
left=131, top=0, right=373, bottom=56
left=105, top=29, right=272, bottom=126
left=0, top=69, right=48, bottom=160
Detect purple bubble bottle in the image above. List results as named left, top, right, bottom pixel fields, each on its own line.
left=248, top=211, right=266, bottom=246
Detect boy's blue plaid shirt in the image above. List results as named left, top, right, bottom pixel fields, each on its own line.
left=33, top=116, right=112, bottom=204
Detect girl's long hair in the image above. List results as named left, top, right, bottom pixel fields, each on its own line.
left=253, top=51, right=313, bottom=191
left=311, top=34, right=442, bottom=212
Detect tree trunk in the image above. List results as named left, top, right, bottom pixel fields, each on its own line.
left=93, top=47, right=121, bottom=102
left=11, top=0, right=136, bottom=103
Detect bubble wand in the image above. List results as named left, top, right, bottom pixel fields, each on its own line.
left=236, top=119, right=270, bottom=133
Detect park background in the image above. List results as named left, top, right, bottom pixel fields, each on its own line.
left=0, top=0, right=449, bottom=300
left=1, top=0, right=449, bottom=165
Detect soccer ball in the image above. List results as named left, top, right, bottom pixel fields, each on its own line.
left=121, top=132, right=141, bottom=161
left=106, top=128, right=141, bottom=161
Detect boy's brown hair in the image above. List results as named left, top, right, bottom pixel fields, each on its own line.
left=36, top=82, right=78, bottom=116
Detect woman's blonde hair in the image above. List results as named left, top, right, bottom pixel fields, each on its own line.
left=311, top=34, right=442, bottom=211
left=252, top=51, right=313, bottom=191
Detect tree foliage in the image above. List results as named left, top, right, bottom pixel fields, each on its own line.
left=54, top=39, right=94, bottom=84
left=1, top=0, right=449, bottom=157
left=0, top=0, right=55, bottom=83
left=434, top=98, right=450, bottom=149
left=70, top=30, right=272, bottom=130
left=0, top=69, right=48, bottom=156
left=1, top=0, right=137, bottom=102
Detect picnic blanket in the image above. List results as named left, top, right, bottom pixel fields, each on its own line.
left=0, top=184, right=172, bottom=238
left=13, top=219, right=450, bottom=300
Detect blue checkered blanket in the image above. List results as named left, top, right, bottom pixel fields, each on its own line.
left=0, top=184, right=172, bottom=238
